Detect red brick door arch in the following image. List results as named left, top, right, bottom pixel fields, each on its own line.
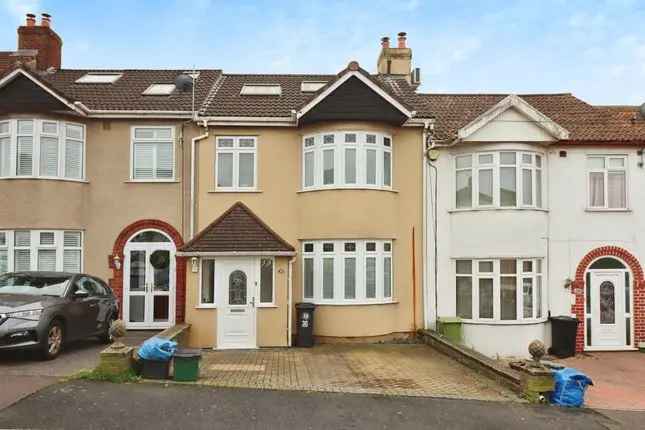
left=109, top=219, right=186, bottom=323
left=572, top=246, right=644, bottom=352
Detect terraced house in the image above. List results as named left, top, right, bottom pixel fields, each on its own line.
left=2, top=14, right=644, bottom=356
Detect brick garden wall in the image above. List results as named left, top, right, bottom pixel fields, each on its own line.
left=108, top=219, right=186, bottom=323
left=572, top=246, right=644, bottom=352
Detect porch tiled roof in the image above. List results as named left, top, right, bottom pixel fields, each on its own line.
left=180, top=202, right=295, bottom=254
left=416, top=93, right=645, bottom=143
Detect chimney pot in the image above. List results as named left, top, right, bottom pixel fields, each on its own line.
left=26, top=13, right=36, bottom=26
left=41, top=13, right=51, bottom=27
left=381, top=37, right=390, bottom=49
left=397, top=32, right=407, bottom=48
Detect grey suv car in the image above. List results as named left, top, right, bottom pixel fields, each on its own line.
left=0, top=272, right=118, bottom=360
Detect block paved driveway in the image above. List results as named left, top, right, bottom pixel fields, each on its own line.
left=559, top=351, right=645, bottom=411
left=199, top=344, right=517, bottom=401
left=0, top=331, right=152, bottom=411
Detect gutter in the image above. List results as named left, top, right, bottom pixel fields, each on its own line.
left=190, top=119, right=210, bottom=239
left=177, top=251, right=297, bottom=257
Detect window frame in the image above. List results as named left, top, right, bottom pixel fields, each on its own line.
left=130, top=126, right=176, bottom=182
left=301, top=131, right=393, bottom=191
left=198, top=258, right=217, bottom=308
left=302, top=239, right=394, bottom=305
left=453, top=150, right=544, bottom=211
left=454, top=257, right=545, bottom=323
left=258, top=257, right=276, bottom=306
left=586, top=154, right=628, bottom=211
left=214, top=136, right=258, bottom=191
left=0, top=119, right=86, bottom=182
left=0, top=230, right=84, bottom=275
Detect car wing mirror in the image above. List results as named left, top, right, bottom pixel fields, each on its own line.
left=73, top=290, right=89, bottom=299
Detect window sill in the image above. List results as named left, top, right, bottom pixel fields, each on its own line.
left=459, top=318, right=548, bottom=326
left=1, top=176, right=88, bottom=183
left=125, top=180, right=179, bottom=184
left=585, top=208, right=631, bottom=213
left=208, top=189, right=262, bottom=193
left=307, top=300, right=398, bottom=307
left=298, top=187, right=398, bottom=194
left=257, top=304, right=278, bottom=308
left=448, top=207, right=548, bottom=214
left=194, top=304, right=217, bottom=309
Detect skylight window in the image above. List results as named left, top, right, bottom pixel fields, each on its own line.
left=240, top=84, right=282, bottom=96
left=301, top=81, right=327, bottom=92
left=143, top=84, right=176, bottom=96
left=75, top=73, right=123, bottom=84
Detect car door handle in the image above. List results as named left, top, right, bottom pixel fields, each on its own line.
left=89, top=303, right=98, bottom=308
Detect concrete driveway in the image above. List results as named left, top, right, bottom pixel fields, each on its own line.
left=559, top=351, right=645, bottom=411
left=0, top=331, right=152, bottom=410
left=199, top=344, right=517, bottom=401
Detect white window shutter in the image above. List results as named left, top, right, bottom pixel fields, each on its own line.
left=0, top=137, right=10, bottom=176
left=16, top=136, right=33, bottom=176
left=14, top=249, right=31, bottom=271
left=133, top=142, right=154, bottom=179
left=38, top=249, right=57, bottom=271
left=63, top=249, right=81, bottom=272
left=0, top=250, right=7, bottom=274
left=63, top=231, right=82, bottom=247
left=156, top=143, right=173, bottom=179
left=40, top=137, right=59, bottom=177
left=65, top=139, right=83, bottom=179
left=14, top=231, right=31, bottom=247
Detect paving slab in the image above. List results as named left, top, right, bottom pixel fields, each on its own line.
left=198, top=344, right=518, bottom=401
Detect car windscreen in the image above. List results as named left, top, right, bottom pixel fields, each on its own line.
left=0, top=274, right=70, bottom=297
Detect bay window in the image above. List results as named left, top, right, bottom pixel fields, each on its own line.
left=215, top=136, right=257, bottom=190
left=587, top=155, right=627, bottom=209
left=0, top=119, right=85, bottom=180
left=0, top=230, right=83, bottom=274
left=302, top=132, right=392, bottom=190
left=302, top=239, right=393, bottom=304
left=455, top=258, right=543, bottom=322
left=455, top=151, right=543, bottom=209
left=131, top=126, right=175, bottom=181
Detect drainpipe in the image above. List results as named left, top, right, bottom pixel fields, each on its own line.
left=190, top=119, right=209, bottom=238
left=422, top=120, right=430, bottom=329
left=287, top=257, right=296, bottom=347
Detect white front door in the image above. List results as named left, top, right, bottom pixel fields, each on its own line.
left=124, top=242, right=176, bottom=329
left=216, top=257, right=257, bottom=349
left=590, top=271, right=626, bottom=348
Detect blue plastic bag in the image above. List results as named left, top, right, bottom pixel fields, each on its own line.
left=550, top=368, right=593, bottom=407
left=137, top=337, right=177, bottom=362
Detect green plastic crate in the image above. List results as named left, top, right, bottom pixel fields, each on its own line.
left=173, top=349, right=202, bottom=382
left=437, top=317, right=462, bottom=343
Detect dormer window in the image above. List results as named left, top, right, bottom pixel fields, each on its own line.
left=75, top=73, right=123, bottom=84
left=301, top=81, right=327, bottom=93
left=143, top=84, right=176, bottom=96
left=240, top=84, right=282, bottom=96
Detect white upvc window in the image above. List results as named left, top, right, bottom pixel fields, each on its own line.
left=302, top=132, right=392, bottom=191
left=454, top=151, right=544, bottom=210
left=587, top=155, right=627, bottom=210
left=0, top=119, right=85, bottom=181
left=0, top=230, right=83, bottom=275
left=200, top=259, right=216, bottom=306
left=455, top=258, right=544, bottom=322
left=131, top=126, right=175, bottom=181
left=302, top=239, right=393, bottom=305
left=215, top=136, right=257, bottom=190
left=259, top=257, right=275, bottom=305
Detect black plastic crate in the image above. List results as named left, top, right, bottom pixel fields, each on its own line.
left=141, top=359, right=171, bottom=380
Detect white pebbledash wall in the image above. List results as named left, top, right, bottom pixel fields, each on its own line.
left=426, top=107, right=643, bottom=358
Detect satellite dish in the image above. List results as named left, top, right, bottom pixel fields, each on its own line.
left=640, top=102, right=645, bottom=118
left=175, top=74, right=193, bottom=92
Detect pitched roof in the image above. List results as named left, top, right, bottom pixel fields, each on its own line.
left=198, top=64, right=423, bottom=119
left=180, top=202, right=295, bottom=254
left=417, top=93, right=645, bottom=143
left=39, top=69, right=222, bottom=112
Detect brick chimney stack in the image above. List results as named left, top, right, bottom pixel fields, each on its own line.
left=377, top=32, right=412, bottom=80
left=17, top=13, right=62, bottom=71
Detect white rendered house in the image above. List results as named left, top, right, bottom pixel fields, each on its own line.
left=423, top=94, right=645, bottom=357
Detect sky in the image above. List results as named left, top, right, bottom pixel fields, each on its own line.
left=1, top=0, right=644, bottom=105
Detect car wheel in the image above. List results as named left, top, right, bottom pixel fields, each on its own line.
left=99, top=314, right=116, bottom=344
left=41, top=320, right=64, bottom=360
